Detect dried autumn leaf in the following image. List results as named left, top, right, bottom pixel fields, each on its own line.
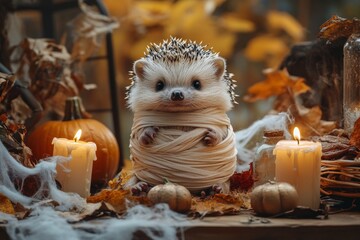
left=165, top=0, right=236, bottom=58
left=189, top=193, right=248, bottom=217
left=103, top=0, right=133, bottom=17
left=244, top=68, right=309, bottom=102
left=129, top=29, right=165, bottom=60
left=266, top=11, right=304, bottom=41
left=0, top=193, right=15, bottom=215
left=244, top=34, right=289, bottom=67
left=292, top=104, right=337, bottom=138
left=350, top=117, right=360, bottom=149
left=87, top=189, right=130, bottom=213
left=220, top=13, right=255, bottom=33
left=0, top=72, right=15, bottom=102
left=87, top=189, right=153, bottom=213
left=133, top=1, right=171, bottom=26
left=318, top=15, right=359, bottom=41
left=108, top=159, right=134, bottom=190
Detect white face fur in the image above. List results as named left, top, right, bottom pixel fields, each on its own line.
left=127, top=57, right=233, bottom=113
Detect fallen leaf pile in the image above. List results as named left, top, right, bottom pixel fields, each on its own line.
left=189, top=192, right=250, bottom=218
left=87, top=189, right=152, bottom=214
left=104, top=162, right=251, bottom=217
left=244, top=68, right=337, bottom=138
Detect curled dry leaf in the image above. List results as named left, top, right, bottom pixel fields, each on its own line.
left=189, top=192, right=249, bottom=217
left=87, top=189, right=152, bottom=214
left=244, top=68, right=309, bottom=102
left=318, top=15, right=360, bottom=41
left=0, top=72, right=15, bottom=102
left=87, top=189, right=130, bottom=213
left=312, top=132, right=359, bottom=160
left=230, top=165, right=254, bottom=192
left=244, top=68, right=336, bottom=138
left=350, top=117, right=360, bottom=150
left=0, top=193, right=15, bottom=215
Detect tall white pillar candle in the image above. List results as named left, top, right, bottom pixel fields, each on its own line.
left=273, top=127, right=322, bottom=210
left=52, top=129, right=97, bottom=198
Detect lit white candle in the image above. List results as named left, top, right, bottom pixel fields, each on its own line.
left=52, top=129, right=97, bottom=198
left=274, top=127, right=322, bottom=209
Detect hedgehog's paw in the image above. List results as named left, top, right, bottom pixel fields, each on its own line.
left=203, top=129, right=221, bottom=146
left=139, top=127, right=159, bottom=145
left=130, top=181, right=151, bottom=196
left=200, top=185, right=223, bottom=198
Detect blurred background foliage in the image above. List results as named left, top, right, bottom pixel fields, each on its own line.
left=103, top=0, right=360, bottom=158
left=7, top=0, right=360, bottom=159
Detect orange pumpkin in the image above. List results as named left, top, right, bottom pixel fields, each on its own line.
left=26, top=97, right=120, bottom=186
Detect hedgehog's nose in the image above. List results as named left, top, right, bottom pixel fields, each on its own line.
left=171, top=90, right=184, bottom=101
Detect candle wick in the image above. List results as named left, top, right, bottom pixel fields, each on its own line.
left=296, top=139, right=300, bottom=145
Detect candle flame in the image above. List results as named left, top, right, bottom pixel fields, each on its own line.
left=74, top=129, right=82, bottom=142
left=293, top=127, right=300, bottom=145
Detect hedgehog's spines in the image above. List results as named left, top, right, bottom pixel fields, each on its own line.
left=127, top=37, right=238, bottom=104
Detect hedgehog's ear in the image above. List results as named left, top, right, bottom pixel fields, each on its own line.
left=133, top=60, right=147, bottom=80
left=212, top=57, right=226, bottom=80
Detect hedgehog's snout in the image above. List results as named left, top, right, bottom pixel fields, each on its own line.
left=171, top=90, right=184, bottom=101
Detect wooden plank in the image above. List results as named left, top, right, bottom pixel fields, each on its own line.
left=1, top=212, right=360, bottom=239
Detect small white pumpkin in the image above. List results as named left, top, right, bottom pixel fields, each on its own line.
left=250, top=181, right=298, bottom=216
left=147, top=182, right=192, bottom=213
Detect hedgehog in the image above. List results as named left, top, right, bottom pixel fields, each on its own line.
left=126, top=37, right=238, bottom=196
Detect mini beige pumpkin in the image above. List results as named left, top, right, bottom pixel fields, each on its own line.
left=147, top=182, right=192, bottom=213
left=250, top=181, right=298, bottom=216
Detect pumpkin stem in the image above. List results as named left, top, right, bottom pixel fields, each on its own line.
left=163, top=177, right=170, bottom=184
left=63, top=96, right=84, bottom=121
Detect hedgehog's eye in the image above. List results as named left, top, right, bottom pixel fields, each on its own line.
left=192, top=80, right=201, bottom=90
left=155, top=80, right=165, bottom=91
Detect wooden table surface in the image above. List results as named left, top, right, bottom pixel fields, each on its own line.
left=182, top=211, right=360, bottom=240
left=1, top=211, right=360, bottom=239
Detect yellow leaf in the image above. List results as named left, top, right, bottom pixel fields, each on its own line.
left=103, top=0, right=133, bottom=17
left=244, top=34, right=289, bottom=67
left=165, top=0, right=236, bottom=58
left=135, top=1, right=172, bottom=14
left=219, top=13, right=255, bottom=33
left=266, top=11, right=304, bottom=41
left=134, top=1, right=172, bottom=26
left=129, top=29, right=165, bottom=60
left=166, top=1, right=206, bottom=35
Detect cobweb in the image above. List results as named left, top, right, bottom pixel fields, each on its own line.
left=235, top=112, right=292, bottom=172
left=0, top=141, right=187, bottom=240
left=0, top=141, right=85, bottom=210
left=2, top=204, right=187, bottom=240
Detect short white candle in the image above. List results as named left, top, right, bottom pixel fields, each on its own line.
left=52, top=129, right=97, bottom=198
left=273, top=127, right=322, bottom=210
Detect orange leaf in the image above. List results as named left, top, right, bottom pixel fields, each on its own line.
left=189, top=192, right=249, bottom=217
left=244, top=68, right=309, bottom=102
left=318, top=15, right=359, bottom=41
left=0, top=194, right=15, bottom=215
